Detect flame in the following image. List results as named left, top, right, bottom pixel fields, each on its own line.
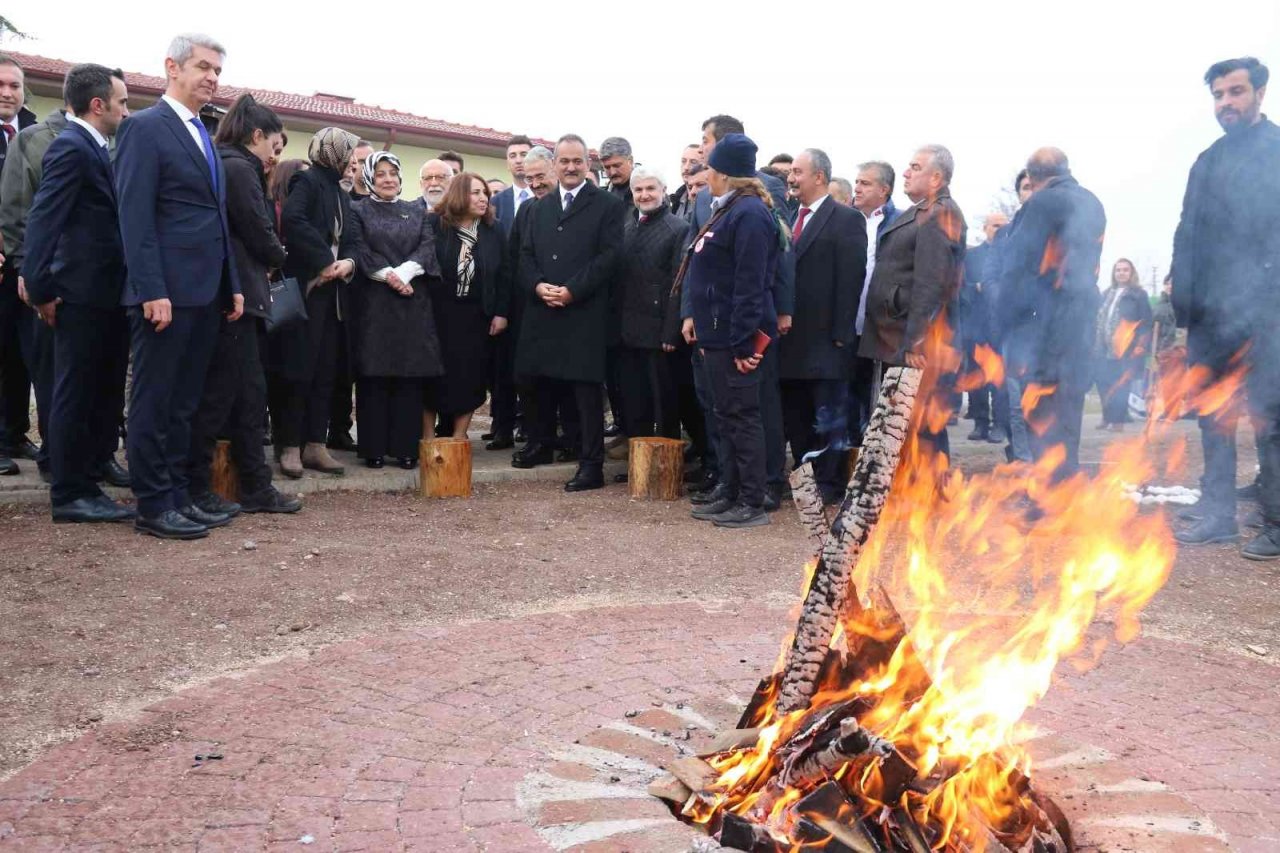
left=1111, top=318, right=1140, bottom=359
left=686, top=314, right=1232, bottom=850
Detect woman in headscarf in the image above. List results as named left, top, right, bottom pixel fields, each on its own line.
left=347, top=152, right=444, bottom=468
left=424, top=172, right=509, bottom=440
left=1092, top=257, right=1153, bottom=432
left=272, top=127, right=359, bottom=477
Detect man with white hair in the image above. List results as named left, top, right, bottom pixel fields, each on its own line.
left=115, top=33, right=243, bottom=539
left=416, top=158, right=454, bottom=212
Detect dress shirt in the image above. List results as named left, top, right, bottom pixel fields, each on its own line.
left=710, top=189, right=737, bottom=211
left=559, top=181, right=583, bottom=210
left=856, top=205, right=886, bottom=336
left=799, top=193, right=829, bottom=219
left=67, top=114, right=108, bottom=150
left=514, top=182, right=532, bottom=213
left=161, top=94, right=208, bottom=156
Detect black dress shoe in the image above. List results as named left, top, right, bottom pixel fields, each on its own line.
left=240, top=487, right=302, bottom=514
left=966, top=427, right=990, bottom=441
left=398, top=457, right=417, bottom=470
left=0, top=455, right=16, bottom=476
left=7, top=439, right=39, bottom=460
left=94, top=495, right=136, bottom=521
left=192, top=492, right=242, bottom=517
left=512, top=442, right=554, bottom=469
left=136, top=509, right=208, bottom=540
left=178, top=503, right=233, bottom=529
left=565, top=465, right=605, bottom=492
left=326, top=431, right=357, bottom=452
left=365, top=456, right=385, bottom=469
left=486, top=433, right=515, bottom=451
left=1242, top=528, right=1280, bottom=561
left=556, top=447, right=580, bottom=463
left=1174, top=516, right=1239, bottom=545
left=514, top=427, right=528, bottom=444
left=98, top=459, right=132, bottom=488
left=52, top=496, right=127, bottom=524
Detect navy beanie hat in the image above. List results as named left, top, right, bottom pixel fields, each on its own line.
left=708, top=133, right=758, bottom=179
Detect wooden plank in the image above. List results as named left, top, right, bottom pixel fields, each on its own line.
left=667, top=755, right=718, bottom=792
left=698, top=728, right=762, bottom=757
left=646, top=773, right=692, bottom=803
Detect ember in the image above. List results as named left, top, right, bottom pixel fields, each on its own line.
left=649, top=338, right=1246, bottom=852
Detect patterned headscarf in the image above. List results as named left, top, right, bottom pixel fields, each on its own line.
left=308, top=127, right=360, bottom=173
left=363, top=151, right=403, bottom=201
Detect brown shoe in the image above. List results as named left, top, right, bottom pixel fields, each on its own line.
left=302, top=442, right=345, bottom=475
left=280, top=446, right=303, bottom=479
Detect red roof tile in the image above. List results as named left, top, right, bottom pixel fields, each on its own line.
left=9, top=51, right=545, bottom=149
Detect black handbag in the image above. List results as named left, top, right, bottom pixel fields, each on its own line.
left=265, top=277, right=307, bottom=333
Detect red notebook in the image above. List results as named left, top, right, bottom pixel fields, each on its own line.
left=753, top=329, right=772, bottom=357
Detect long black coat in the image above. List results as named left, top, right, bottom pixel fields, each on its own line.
left=516, top=181, right=626, bottom=382
left=780, top=200, right=867, bottom=379
left=346, top=198, right=443, bottom=378
left=218, top=145, right=285, bottom=320
left=430, top=215, right=510, bottom=319
left=617, top=204, right=687, bottom=350
left=1172, top=117, right=1280, bottom=369
left=859, top=191, right=966, bottom=366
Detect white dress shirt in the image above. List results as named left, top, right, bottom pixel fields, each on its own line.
left=67, top=114, right=108, bottom=150
left=161, top=94, right=208, bottom=156
left=513, top=182, right=532, bottom=213
left=856, top=205, right=887, bottom=335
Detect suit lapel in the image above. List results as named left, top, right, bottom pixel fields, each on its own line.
left=879, top=202, right=918, bottom=241
left=795, top=200, right=835, bottom=259
left=69, top=122, right=117, bottom=203
left=156, top=100, right=216, bottom=196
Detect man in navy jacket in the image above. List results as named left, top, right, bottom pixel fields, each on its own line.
left=23, top=64, right=133, bottom=524
left=115, top=33, right=243, bottom=540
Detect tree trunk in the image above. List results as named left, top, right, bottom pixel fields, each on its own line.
left=211, top=439, right=238, bottom=502
left=776, top=366, right=922, bottom=715
left=627, top=437, right=683, bottom=500
left=419, top=438, right=472, bottom=498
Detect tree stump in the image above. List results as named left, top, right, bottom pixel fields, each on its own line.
left=419, top=438, right=472, bottom=498
left=627, top=437, right=683, bottom=500
left=211, top=439, right=238, bottom=502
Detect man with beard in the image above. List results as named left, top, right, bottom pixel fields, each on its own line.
left=670, top=143, right=702, bottom=219
left=1172, top=56, right=1280, bottom=559
left=417, top=158, right=454, bottom=212
left=599, top=136, right=635, bottom=210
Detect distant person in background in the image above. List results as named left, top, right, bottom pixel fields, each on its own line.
left=828, top=177, right=853, bottom=207
left=487, top=134, right=534, bottom=449
left=268, top=159, right=308, bottom=230
left=274, top=126, right=358, bottom=478
left=345, top=139, right=374, bottom=199
left=347, top=152, right=443, bottom=469
left=1092, top=258, right=1152, bottom=432
left=670, top=143, right=702, bottom=219
left=417, top=158, right=454, bottom=212
left=960, top=212, right=1010, bottom=444
left=991, top=168, right=1036, bottom=463
left=426, top=172, right=509, bottom=441
left=1152, top=273, right=1177, bottom=354
left=488, top=178, right=506, bottom=195
left=439, top=150, right=465, bottom=175
left=600, top=136, right=635, bottom=209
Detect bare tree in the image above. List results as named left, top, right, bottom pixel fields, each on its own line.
left=0, top=16, right=30, bottom=42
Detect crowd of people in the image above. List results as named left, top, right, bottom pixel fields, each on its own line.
left=0, top=35, right=1275, bottom=557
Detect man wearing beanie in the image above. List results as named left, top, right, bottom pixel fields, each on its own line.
left=680, top=133, right=781, bottom=528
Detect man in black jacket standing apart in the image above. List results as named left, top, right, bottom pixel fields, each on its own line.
left=780, top=148, right=867, bottom=505
left=22, top=64, right=133, bottom=523
left=1172, top=56, right=1280, bottom=559
left=515, top=134, right=626, bottom=491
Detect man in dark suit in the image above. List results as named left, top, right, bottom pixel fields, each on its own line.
left=22, top=64, right=133, bottom=523
left=0, top=54, right=39, bottom=476
left=998, top=148, right=1104, bottom=486
left=779, top=148, right=867, bottom=505
left=116, top=33, right=243, bottom=540
left=514, top=133, right=625, bottom=491
left=487, top=134, right=533, bottom=448
left=860, top=144, right=967, bottom=460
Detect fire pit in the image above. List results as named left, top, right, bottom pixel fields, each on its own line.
left=646, top=363, right=1190, bottom=852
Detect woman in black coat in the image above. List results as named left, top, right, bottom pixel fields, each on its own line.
left=185, top=95, right=300, bottom=516
left=1093, top=258, right=1153, bottom=431
left=347, top=152, right=444, bottom=468
left=425, top=172, right=510, bottom=439
left=273, top=127, right=359, bottom=477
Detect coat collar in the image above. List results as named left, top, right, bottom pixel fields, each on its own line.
left=794, top=196, right=836, bottom=258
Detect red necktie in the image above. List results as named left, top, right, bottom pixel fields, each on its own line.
left=638, top=213, right=648, bottom=224
left=2, top=125, right=14, bottom=143
left=793, top=207, right=812, bottom=243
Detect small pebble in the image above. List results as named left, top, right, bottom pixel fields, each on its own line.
left=1246, top=644, right=1269, bottom=656
left=624, top=710, right=639, bottom=718
left=213, top=623, right=228, bottom=631
left=242, top=540, right=257, bottom=551
left=82, top=667, right=101, bottom=677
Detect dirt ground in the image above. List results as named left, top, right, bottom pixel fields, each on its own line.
left=2, top=421, right=1277, bottom=781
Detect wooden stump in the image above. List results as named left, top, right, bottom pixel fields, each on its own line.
left=627, top=437, right=683, bottom=500
left=211, top=439, right=238, bottom=502
left=419, top=438, right=472, bottom=498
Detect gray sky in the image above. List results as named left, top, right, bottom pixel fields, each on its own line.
left=9, top=1, right=1280, bottom=290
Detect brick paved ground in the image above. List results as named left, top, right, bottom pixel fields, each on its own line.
left=0, top=602, right=1275, bottom=852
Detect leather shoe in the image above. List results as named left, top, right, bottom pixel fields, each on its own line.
left=136, top=509, right=208, bottom=540
left=1242, top=528, right=1280, bottom=561
left=0, top=455, right=16, bottom=476
left=512, top=442, right=554, bottom=469
left=6, top=439, right=39, bottom=460
left=192, top=492, right=241, bottom=517
left=556, top=447, right=580, bottom=463
left=178, top=503, right=233, bottom=529
left=93, top=495, right=136, bottom=520
left=692, top=496, right=736, bottom=519
left=366, top=456, right=385, bottom=469
left=326, top=431, right=357, bottom=452
left=240, top=487, right=302, bottom=514
left=1174, top=516, right=1239, bottom=545
left=52, top=496, right=129, bottom=524
left=565, top=465, right=604, bottom=492
left=97, top=458, right=132, bottom=488
left=398, top=457, right=417, bottom=470
left=486, top=433, right=515, bottom=451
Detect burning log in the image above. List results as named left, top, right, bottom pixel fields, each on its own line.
left=779, top=717, right=893, bottom=790
left=793, top=782, right=883, bottom=853
left=777, top=366, right=923, bottom=715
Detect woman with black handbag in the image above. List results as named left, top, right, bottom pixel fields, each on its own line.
left=184, top=94, right=302, bottom=516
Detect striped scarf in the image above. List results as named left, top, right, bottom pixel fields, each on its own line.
left=455, top=223, right=478, bottom=298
